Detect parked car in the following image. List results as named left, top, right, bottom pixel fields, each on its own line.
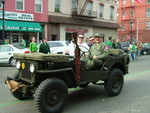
left=140, top=45, right=150, bottom=55
left=120, top=42, right=130, bottom=53
left=47, top=41, right=69, bottom=54
left=0, top=45, right=29, bottom=66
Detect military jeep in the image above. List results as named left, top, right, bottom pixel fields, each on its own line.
left=5, top=35, right=129, bottom=113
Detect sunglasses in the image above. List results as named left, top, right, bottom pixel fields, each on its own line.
left=95, top=36, right=101, bottom=39
left=89, top=39, right=94, bottom=41
left=79, top=37, right=84, bottom=39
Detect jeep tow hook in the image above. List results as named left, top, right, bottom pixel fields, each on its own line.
left=5, top=79, right=26, bottom=92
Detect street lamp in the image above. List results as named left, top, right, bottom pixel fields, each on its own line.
left=1, top=0, right=5, bottom=42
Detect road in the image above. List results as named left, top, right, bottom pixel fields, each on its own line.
left=0, top=55, right=150, bottom=113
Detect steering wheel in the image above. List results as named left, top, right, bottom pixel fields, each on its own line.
left=79, top=45, right=92, bottom=57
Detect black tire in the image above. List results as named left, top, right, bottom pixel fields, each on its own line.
left=79, top=82, right=89, bottom=88
left=9, top=57, right=16, bottom=66
left=34, top=78, right=68, bottom=113
left=104, top=69, right=124, bottom=96
left=10, top=71, right=28, bottom=100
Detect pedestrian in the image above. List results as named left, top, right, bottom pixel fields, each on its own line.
left=4, top=39, right=9, bottom=45
left=39, top=38, right=50, bottom=54
left=131, top=42, right=137, bottom=61
left=116, top=39, right=122, bottom=49
left=112, top=39, right=117, bottom=49
left=137, top=41, right=143, bottom=58
left=29, top=37, right=37, bottom=53
left=83, top=33, right=109, bottom=70
left=105, top=37, right=113, bottom=48
left=20, top=38, right=26, bottom=48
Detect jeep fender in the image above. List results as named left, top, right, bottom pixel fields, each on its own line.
left=36, top=68, right=78, bottom=88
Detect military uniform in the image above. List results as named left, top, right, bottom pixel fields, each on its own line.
left=83, top=42, right=109, bottom=70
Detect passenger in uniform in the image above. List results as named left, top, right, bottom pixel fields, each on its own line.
left=83, top=34, right=109, bottom=70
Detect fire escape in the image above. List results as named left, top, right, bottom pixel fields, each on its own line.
left=121, top=2, right=135, bottom=41
left=72, top=0, right=97, bottom=18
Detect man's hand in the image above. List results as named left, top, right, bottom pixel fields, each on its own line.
left=93, top=56, right=99, bottom=59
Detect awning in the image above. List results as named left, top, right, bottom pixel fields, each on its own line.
left=0, top=20, right=42, bottom=32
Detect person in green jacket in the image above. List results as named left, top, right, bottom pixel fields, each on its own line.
left=39, top=38, right=50, bottom=54
left=20, top=38, right=26, bottom=48
left=29, top=37, right=37, bottom=53
left=105, top=37, right=113, bottom=48
left=83, top=33, right=109, bottom=70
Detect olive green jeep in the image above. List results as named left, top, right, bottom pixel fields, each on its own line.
left=5, top=39, right=129, bottom=113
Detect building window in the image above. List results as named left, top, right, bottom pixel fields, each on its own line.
left=72, top=0, right=77, bottom=11
left=55, top=0, right=61, bottom=12
left=16, top=0, right=24, bottom=10
left=110, top=6, right=114, bottom=20
left=146, top=21, right=150, bottom=30
left=130, top=10, right=134, bottom=18
left=146, top=8, right=150, bottom=17
left=147, top=0, right=150, bottom=4
left=0, top=1, right=2, bottom=8
left=123, top=0, right=126, bottom=4
left=130, top=0, right=134, bottom=5
left=122, top=11, right=125, bottom=19
left=87, top=2, right=93, bottom=16
left=35, top=0, right=42, bottom=12
left=122, top=23, right=125, bottom=31
left=99, top=3, right=104, bottom=18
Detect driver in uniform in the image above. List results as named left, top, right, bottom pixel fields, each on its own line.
left=83, top=34, right=109, bottom=70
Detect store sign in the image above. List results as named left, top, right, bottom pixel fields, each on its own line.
left=0, top=11, right=34, bottom=21
left=0, top=26, right=41, bottom=32
left=65, top=28, right=88, bottom=33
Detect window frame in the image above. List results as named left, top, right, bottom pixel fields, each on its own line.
left=146, top=8, right=150, bottom=17
left=147, top=0, right=150, bottom=4
left=99, top=3, right=104, bottom=18
left=16, top=0, right=24, bottom=11
left=55, top=0, right=61, bottom=12
left=35, top=0, right=42, bottom=13
left=110, top=5, right=114, bottom=20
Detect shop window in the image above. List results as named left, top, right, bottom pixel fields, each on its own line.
left=99, top=3, right=104, bottom=18
left=16, top=0, right=24, bottom=11
left=55, top=0, right=61, bottom=12
left=35, top=0, right=42, bottom=13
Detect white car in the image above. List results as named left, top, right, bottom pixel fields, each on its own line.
left=0, top=45, right=29, bottom=66
left=47, top=41, right=69, bottom=54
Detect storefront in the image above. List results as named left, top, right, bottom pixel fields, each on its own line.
left=48, top=15, right=119, bottom=42
left=0, top=20, right=42, bottom=47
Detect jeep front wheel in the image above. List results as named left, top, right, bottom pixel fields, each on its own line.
left=104, top=68, right=124, bottom=96
left=34, top=78, right=68, bottom=113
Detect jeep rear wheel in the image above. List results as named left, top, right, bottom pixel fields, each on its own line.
left=104, top=69, right=124, bottom=96
left=34, top=78, right=68, bottom=113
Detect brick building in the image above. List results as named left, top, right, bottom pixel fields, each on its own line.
left=0, top=0, right=48, bottom=46
left=118, top=0, right=150, bottom=42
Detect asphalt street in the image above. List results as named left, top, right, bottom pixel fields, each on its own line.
left=0, top=55, right=150, bottom=113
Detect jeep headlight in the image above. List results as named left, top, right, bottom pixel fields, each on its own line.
left=16, top=61, right=21, bottom=69
left=30, top=64, right=35, bottom=73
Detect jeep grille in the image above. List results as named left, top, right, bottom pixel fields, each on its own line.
left=21, top=61, right=32, bottom=81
